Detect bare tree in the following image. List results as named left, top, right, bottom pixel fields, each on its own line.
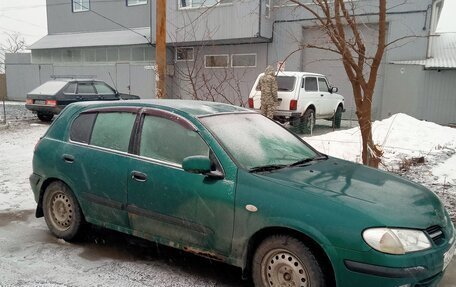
left=0, top=32, right=27, bottom=73
left=285, top=0, right=390, bottom=167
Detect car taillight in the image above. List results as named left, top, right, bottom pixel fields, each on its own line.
left=290, top=99, right=297, bottom=110
left=26, top=99, right=33, bottom=104
left=45, top=100, right=57, bottom=106
left=248, top=98, right=254, bottom=108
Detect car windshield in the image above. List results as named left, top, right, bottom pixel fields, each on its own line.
left=199, top=113, right=318, bottom=170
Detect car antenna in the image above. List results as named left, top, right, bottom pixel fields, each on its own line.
left=108, top=72, right=118, bottom=93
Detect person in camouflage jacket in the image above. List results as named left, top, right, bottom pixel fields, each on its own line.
left=259, top=66, right=278, bottom=119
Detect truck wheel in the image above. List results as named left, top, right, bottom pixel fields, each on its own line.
left=252, top=235, right=326, bottom=287
left=43, top=181, right=84, bottom=241
left=300, top=108, right=315, bottom=134
left=37, top=112, right=54, bottom=122
left=332, top=106, right=343, bottom=129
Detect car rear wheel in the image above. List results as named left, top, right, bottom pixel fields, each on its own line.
left=252, top=235, right=326, bottom=287
left=300, top=108, right=315, bottom=134
left=37, top=112, right=54, bottom=122
left=332, top=106, right=343, bottom=129
left=43, top=181, right=84, bottom=241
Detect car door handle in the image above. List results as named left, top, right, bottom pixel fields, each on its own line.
left=320, top=94, right=324, bottom=97
left=62, top=154, right=74, bottom=163
left=131, top=171, right=147, bottom=182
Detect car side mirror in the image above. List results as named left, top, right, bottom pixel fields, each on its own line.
left=183, top=155, right=224, bottom=179
left=330, top=87, right=338, bottom=93
left=183, top=155, right=212, bottom=175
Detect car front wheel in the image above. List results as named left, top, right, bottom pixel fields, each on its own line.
left=332, top=106, right=343, bottom=129
left=252, top=235, right=326, bottom=287
left=43, top=181, right=84, bottom=241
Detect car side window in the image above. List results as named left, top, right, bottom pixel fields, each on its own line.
left=70, top=113, right=97, bottom=144
left=318, top=78, right=330, bottom=93
left=139, top=115, right=209, bottom=165
left=63, top=83, right=77, bottom=94
left=90, top=112, right=136, bottom=152
left=77, top=83, right=96, bottom=94
left=304, top=77, right=318, bottom=92
left=94, top=82, right=115, bottom=95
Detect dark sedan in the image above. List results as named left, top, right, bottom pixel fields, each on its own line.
left=25, top=78, right=140, bottom=121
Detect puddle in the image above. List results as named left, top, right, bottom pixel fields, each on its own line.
left=0, top=209, right=35, bottom=227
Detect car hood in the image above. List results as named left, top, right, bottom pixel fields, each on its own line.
left=259, top=157, right=447, bottom=229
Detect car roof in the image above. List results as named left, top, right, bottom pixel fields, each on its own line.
left=71, top=99, right=253, bottom=117
left=259, top=71, right=326, bottom=77
left=48, top=78, right=103, bottom=83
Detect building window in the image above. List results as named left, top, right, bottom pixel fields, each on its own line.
left=127, top=0, right=147, bottom=6
left=176, top=47, right=194, bottom=61
left=205, top=55, right=229, bottom=68
left=231, top=54, right=256, bottom=68
left=72, top=0, right=90, bottom=12
left=179, top=0, right=232, bottom=9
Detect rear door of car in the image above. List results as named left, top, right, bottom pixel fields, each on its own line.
left=302, top=76, right=322, bottom=115
left=276, top=75, right=298, bottom=111
left=126, top=109, right=236, bottom=256
left=62, top=108, right=139, bottom=229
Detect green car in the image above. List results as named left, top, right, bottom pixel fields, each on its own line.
left=30, top=100, right=455, bottom=287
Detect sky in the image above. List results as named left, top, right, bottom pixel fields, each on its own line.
left=0, top=0, right=455, bottom=51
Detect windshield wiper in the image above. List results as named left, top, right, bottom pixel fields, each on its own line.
left=249, top=164, right=287, bottom=173
left=288, top=155, right=328, bottom=167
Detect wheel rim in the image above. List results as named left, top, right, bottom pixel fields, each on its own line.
left=261, top=249, right=310, bottom=287
left=49, top=191, right=73, bottom=231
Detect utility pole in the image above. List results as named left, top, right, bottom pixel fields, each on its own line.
left=156, top=0, right=166, bottom=99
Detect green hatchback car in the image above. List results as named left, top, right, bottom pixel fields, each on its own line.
left=30, top=100, right=455, bottom=287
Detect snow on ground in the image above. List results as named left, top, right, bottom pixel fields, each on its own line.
left=0, top=103, right=454, bottom=286
left=304, top=113, right=456, bottom=221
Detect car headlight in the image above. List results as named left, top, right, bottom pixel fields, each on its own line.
left=363, top=228, right=431, bottom=255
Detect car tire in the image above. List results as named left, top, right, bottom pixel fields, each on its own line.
left=300, top=108, right=315, bottom=134
left=332, top=106, right=343, bottom=129
left=37, top=112, right=54, bottom=122
left=43, top=181, right=84, bottom=241
left=252, top=235, right=326, bottom=287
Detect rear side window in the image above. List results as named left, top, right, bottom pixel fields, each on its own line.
left=70, top=113, right=96, bottom=144
left=90, top=112, right=136, bottom=152
left=64, top=83, right=77, bottom=94
left=305, top=77, right=318, bottom=91
left=140, top=115, right=209, bottom=165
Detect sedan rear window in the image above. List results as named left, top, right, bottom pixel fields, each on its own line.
left=256, top=76, right=296, bottom=92
left=28, top=80, right=68, bottom=95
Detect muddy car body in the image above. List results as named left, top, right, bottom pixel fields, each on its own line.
left=30, top=100, right=455, bottom=287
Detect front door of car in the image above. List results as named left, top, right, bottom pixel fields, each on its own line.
left=318, top=77, right=334, bottom=116
left=302, top=76, right=321, bottom=116
left=76, top=82, right=99, bottom=101
left=126, top=111, right=235, bottom=256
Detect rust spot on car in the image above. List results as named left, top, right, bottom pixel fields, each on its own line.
left=183, top=246, right=224, bottom=262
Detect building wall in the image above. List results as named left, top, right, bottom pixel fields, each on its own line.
left=172, top=43, right=267, bottom=105
left=382, top=64, right=456, bottom=125
left=46, top=0, right=151, bottom=34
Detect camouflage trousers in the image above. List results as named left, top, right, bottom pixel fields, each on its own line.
left=261, top=102, right=276, bottom=119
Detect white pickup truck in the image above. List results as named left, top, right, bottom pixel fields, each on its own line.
left=248, top=71, right=345, bottom=132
